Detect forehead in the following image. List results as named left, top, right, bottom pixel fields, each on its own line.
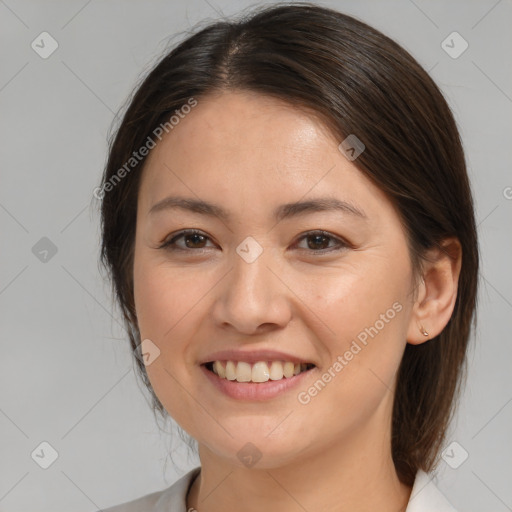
left=141, top=91, right=336, bottom=175
left=194, top=93, right=329, bottom=149
left=137, top=91, right=393, bottom=223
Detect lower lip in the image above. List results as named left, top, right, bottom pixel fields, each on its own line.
left=200, top=364, right=315, bottom=401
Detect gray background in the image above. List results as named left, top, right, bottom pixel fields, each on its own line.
left=0, top=0, right=511, bottom=510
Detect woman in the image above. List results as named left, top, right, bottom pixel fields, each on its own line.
left=97, top=3, right=478, bottom=511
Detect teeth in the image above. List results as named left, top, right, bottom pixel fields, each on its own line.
left=236, top=362, right=252, bottom=382
left=283, top=361, right=295, bottom=378
left=252, top=361, right=270, bottom=383
left=213, top=361, right=226, bottom=378
left=269, top=361, right=283, bottom=380
left=209, top=360, right=312, bottom=383
left=225, top=361, right=237, bottom=380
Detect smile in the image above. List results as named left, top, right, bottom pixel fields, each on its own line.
left=204, top=360, right=316, bottom=383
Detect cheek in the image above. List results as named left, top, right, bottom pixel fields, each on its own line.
left=308, top=257, right=412, bottom=389
left=133, top=255, right=204, bottom=425
left=133, top=255, right=195, bottom=339
left=314, top=257, right=410, bottom=337
left=289, top=276, right=410, bottom=444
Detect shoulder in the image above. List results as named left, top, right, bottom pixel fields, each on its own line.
left=101, top=467, right=201, bottom=512
left=405, top=469, right=459, bottom=512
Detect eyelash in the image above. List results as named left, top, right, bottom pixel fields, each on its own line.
left=159, top=229, right=350, bottom=255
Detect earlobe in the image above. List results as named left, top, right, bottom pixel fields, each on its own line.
left=406, top=237, right=462, bottom=345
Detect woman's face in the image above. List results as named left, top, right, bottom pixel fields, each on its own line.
left=133, top=91, right=417, bottom=468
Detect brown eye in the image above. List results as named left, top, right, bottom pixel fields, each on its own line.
left=306, top=233, right=330, bottom=250
left=294, top=231, right=349, bottom=254
left=182, top=232, right=207, bottom=248
left=160, top=230, right=214, bottom=251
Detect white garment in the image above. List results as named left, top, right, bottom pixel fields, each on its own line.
left=102, top=466, right=457, bottom=511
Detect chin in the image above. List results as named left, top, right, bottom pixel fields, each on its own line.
left=194, top=420, right=316, bottom=470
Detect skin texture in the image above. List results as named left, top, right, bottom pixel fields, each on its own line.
left=133, top=91, right=461, bottom=512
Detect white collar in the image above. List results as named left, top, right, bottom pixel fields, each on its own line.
left=405, top=469, right=458, bottom=511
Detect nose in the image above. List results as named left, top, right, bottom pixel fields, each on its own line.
left=210, top=246, right=293, bottom=335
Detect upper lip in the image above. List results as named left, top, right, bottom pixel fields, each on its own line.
left=199, top=349, right=316, bottom=365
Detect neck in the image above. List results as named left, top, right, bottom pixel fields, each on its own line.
left=187, top=399, right=412, bottom=512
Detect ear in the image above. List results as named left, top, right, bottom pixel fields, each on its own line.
left=406, top=237, right=462, bottom=345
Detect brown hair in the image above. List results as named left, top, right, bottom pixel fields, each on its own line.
left=98, top=2, right=478, bottom=486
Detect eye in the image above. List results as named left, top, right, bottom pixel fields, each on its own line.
left=159, top=229, right=215, bottom=252
left=293, top=230, right=349, bottom=254
left=160, top=229, right=349, bottom=254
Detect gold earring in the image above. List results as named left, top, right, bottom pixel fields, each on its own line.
left=420, top=325, right=429, bottom=337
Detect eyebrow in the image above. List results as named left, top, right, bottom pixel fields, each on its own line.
left=148, top=195, right=367, bottom=222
